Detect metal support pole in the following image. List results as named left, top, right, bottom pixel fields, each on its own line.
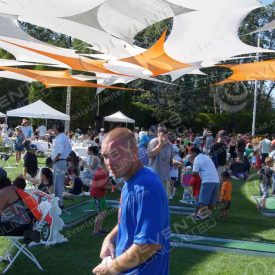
left=65, top=85, right=71, bottom=132
left=65, top=36, right=72, bottom=133
left=252, top=33, right=260, bottom=136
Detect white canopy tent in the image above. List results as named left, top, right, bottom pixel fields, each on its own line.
left=6, top=100, right=70, bottom=125
left=0, top=112, right=6, bottom=118
left=104, top=111, right=135, bottom=128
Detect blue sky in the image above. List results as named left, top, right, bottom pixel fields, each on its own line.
left=261, top=0, right=273, bottom=5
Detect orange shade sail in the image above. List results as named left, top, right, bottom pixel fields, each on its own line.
left=214, top=59, right=275, bottom=85
left=0, top=38, right=114, bottom=74
left=0, top=66, right=136, bottom=91
left=121, top=30, right=191, bottom=76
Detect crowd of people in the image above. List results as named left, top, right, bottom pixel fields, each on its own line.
left=1, top=118, right=275, bottom=274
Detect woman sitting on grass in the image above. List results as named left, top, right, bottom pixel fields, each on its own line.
left=64, top=167, right=83, bottom=196
left=26, top=167, right=54, bottom=194
left=0, top=168, right=32, bottom=236
left=38, top=168, right=54, bottom=194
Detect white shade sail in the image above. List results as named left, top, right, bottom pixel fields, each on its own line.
left=6, top=100, right=70, bottom=121
left=0, top=14, right=72, bottom=65
left=104, top=111, right=135, bottom=124
left=0, top=0, right=106, bottom=17
left=164, top=0, right=271, bottom=65
left=0, top=71, right=34, bottom=82
left=97, top=0, right=192, bottom=41
left=18, top=16, right=145, bottom=58
left=252, top=20, right=275, bottom=33
left=96, top=75, right=136, bottom=95
left=0, top=59, right=38, bottom=67
left=0, top=112, right=6, bottom=118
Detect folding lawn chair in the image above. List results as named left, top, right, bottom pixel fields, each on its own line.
left=0, top=190, right=53, bottom=274
left=0, top=236, right=43, bottom=274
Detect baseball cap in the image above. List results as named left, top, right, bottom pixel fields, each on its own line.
left=29, top=144, right=38, bottom=151
left=100, top=128, right=105, bottom=132
left=0, top=168, right=7, bottom=179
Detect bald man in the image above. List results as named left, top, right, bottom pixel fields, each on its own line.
left=93, top=128, right=170, bottom=275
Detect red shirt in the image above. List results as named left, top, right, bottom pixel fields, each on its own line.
left=90, top=168, right=108, bottom=198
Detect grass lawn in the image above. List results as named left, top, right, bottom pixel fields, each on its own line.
left=1, top=156, right=275, bottom=274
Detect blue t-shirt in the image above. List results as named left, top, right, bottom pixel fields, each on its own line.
left=116, top=167, right=170, bottom=275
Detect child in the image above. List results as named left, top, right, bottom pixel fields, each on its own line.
left=90, top=158, right=111, bottom=236
left=66, top=168, right=83, bottom=196
left=255, top=150, right=262, bottom=170
left=190, top=174, right=201, bottom=215
left=220, top=171, right=232, bottom=218
left=45, top=157, right=53, bottom=170
left=23, top=144, right=38, bottom=179
left=257, top=157, right=274, bottom=209
left=245, top=143, right=254, bottom=161
left=13, top=126, right=25, bottom=166
left=251, top=151, right=257, bottom=170
left=170, top=145, right=183, bottom=200
left=13, top=176, right=27, bottom=190
left=180, top=166, right=193, bottom=204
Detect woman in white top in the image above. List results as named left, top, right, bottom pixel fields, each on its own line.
left=81, top=146, right=101, bottom=186
left=86, top=146, right=100, bottom=171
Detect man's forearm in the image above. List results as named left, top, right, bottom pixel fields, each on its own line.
left=53, top=153, right=61, bottom=162
left=106, top=225, right=118, bottom=244
left=148, top=145, right=161, bottom=158
left=109, top=244, right=161, bottom=273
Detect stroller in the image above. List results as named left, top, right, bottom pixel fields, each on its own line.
left=1, top=189, right=54, bottom=274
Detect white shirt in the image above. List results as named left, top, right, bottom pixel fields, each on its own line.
left=269, top=150, right=275, bottom=161
left=170, top=155, right=182, bottom=178
left=51, top=133, right=72, bottom=160
left=260, top=139, right=271, bottom=154
left=99, top=133, right=106, bottom=144
left=38, top=125, right=47, bottom=137
left=22, top=125, right=33, bottom=138
left=0, top=124, right=8, bottom=134
left=134, top=132, right=139, bottom=142
left=193, top=154, right=219, bottom=183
